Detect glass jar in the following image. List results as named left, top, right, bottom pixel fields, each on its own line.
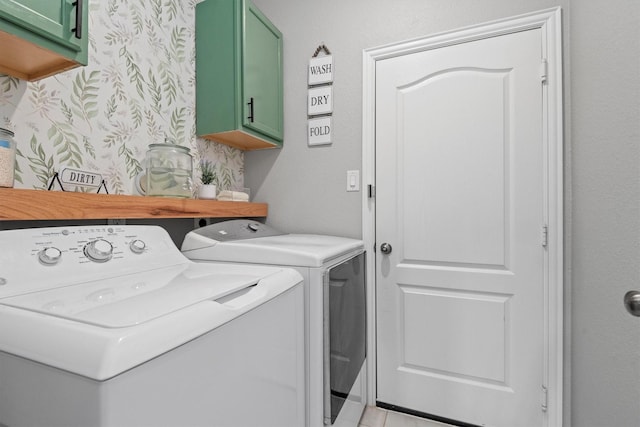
left=145, top=143, right=193, bottom=198
left=0, top=128, right=16, bottom=188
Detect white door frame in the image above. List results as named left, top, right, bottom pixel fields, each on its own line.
left=361, top=8, right=564, bottom=426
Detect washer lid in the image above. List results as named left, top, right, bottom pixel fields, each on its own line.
left=0, top=263, right=271, bottom=328
left=183, top=232, right=364, bottom=268
left=0, top=262, right=302, bottom=381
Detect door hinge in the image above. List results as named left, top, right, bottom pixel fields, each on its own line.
left=540, top=60, right=548, bottom=84
left=542, top=225, right=548, bottom=248
left=368, top=184, right=376, bottom=198
left=541, top=386, right=548, bottom=412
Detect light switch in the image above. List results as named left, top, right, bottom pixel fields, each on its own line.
left=347, top=170, right=360, bottom=192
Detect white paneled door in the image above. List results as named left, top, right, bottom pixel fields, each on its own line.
left=375, top=28, right=547, bottom=427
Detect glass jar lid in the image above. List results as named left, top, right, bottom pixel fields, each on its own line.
left=0, top=128, right=15, bottom=137
left=148, top=143, right=191, bottom=154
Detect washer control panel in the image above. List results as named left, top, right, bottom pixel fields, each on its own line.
left=0, top=225, right=187, bottom=298
left=29, top=226, right=149, bottom=266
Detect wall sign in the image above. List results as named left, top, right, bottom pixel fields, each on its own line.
left=48, top=166, right=108, bottom=193
left=308, top=116, right=332, bottom=146
left=307, top=86, right=333, bottom=116
left=60, top=167, right=103, bottom=187
left=307, top=44, right=334, bottom=146
left=308, top=55, right=333, bottom=86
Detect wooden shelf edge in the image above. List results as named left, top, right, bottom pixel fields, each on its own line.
left=0, top=188, right=267, bottom=220
left=200, top=130, right=281, bottom=151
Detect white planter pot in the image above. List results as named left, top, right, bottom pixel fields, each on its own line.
left=197, top=184, right=217, bottom=200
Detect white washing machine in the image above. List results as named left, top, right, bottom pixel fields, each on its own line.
left=182, top=219, right=367, bottom=427
left=0, top=225, right=304, bottom=427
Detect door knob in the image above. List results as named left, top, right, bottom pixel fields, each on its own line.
left=624, top=291, right=640, bottom=317
left=380, top=243, right=392, bottom=254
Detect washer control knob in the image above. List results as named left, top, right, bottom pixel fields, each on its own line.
left=129, top=239, right=146, bottom=254
left=84, top=239, right=113, bottom=263
left=38, top=247, right=63, bottom=265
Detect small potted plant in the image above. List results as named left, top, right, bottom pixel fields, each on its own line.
left=197, top=160, right=217, bottom=199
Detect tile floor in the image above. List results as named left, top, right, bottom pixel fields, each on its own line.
left=358, top=406, right=454, bottom=427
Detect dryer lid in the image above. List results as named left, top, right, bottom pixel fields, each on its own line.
left=183, top=233, right=364, bottom=267
left=183, top=220, right=364, bottom=267
left=0, top=263, right=271, bottom=328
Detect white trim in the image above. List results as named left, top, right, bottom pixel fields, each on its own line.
left=361, top=33, right=377, bottom=413
left=361, top=7, right=564, bottom=426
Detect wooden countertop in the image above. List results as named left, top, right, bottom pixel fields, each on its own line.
left=0, top=188, right=267, bottom=220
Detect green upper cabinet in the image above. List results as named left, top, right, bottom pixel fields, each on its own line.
left=196, top=0, right=284, bottom=150
left=0, top=0, right=88, bottom=81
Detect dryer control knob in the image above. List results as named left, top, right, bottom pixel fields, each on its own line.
left=129, top=239, right=146, bottom=254
left=38, top=247, right=62, bottom=265
left=84, top=239, right=113, bottom=263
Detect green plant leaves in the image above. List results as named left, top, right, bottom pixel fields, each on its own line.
left=27, top=134, right=54, bottom=188
left=71, top=69, right=100, bottom=125
left=169, top=107, right=186, bottom=144
left=47, top=122, right=82, bottom=168
left=0, top=75, right=19, bottom=93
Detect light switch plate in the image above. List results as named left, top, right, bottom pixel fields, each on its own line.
left=347, top=170, right=360, bottom=192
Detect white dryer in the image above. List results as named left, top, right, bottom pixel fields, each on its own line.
left=0, top=225, right=304, bottom=427
left=182, top=219, right=367, bottom=427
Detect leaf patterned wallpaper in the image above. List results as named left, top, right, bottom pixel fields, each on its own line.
left=0, top=0, right=243, bottom=195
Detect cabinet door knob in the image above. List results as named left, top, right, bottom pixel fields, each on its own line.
left=71, top=0, right=83, bottom=39
left=247, top=97, right=254, bottom=122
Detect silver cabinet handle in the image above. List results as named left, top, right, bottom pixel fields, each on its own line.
left=624, top=291, right=640, bottom=317
left=380, top=243, right=392, bottom=254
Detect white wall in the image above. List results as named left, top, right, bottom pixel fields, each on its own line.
left=570, top=1, right=640, bottom=426
left=245, top=0, right=566, bottom=239
left=245, top=0, right=640, bottom=425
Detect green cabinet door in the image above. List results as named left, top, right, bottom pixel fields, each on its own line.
left=196, top=0, right=283, bottom=150
left=242, top=2, right=283, bottom=143
left=0, top=0, right=88, bottom=80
